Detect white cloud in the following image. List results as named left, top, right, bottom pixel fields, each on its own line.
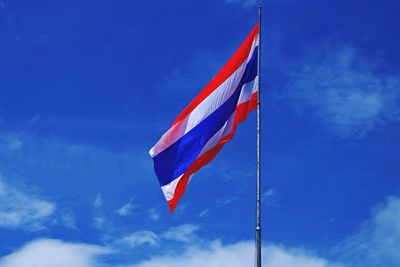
left=225, top=0, right=258, bottom=8
left=116, top=203, right=136, bottom=217
left=93, top=193, right=113, bottom=232
left=225, top=0, right=296, bottom=7
left=116, top=224, right=200, bottom=251
left=0, top=239, right=111, bottom=267
left=288, top=44, right=399, bottom=138
left=130, top=241, right=253, bottom=267
left=93, top=216, right=107, bottom=231
left=116, top=231, right=159, bottom=249
left=124, top=197, right=400, bottom=267
left=1, top=196, right=399, bottom=267
left=198, top=209, right=209, bottom=218
left=215, top=198, right=236, bottom=206
left=130, top=241, right=342, bottom=267
left=148, top=208, right=160, bottom=221
left=336, top=196, right=400, bottom=267
left=94, top=193, right=103, bottom=209
left=0, top=238, right=342, bottom=267
left=7, top=138, right=23, bottom=150
left=265, top=245, right=343, bottom=267
left=262, top=188, right=280, bottom=207
left=0, top=134, right=24, bottom=151
left=162, top=224, right=200, bottom=243
left=0, top=177, right=55, bottom=231
left=93, top=193, right=106, bottom=230
left=262, top=188, right=276, bottom=200
left=59, top=212, right=78, bottom=230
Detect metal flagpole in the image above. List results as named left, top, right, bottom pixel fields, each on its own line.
left=255, top=3, right=262, bottom=267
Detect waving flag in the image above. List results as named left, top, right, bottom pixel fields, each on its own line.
left=150, top=23, right=260, bottom=212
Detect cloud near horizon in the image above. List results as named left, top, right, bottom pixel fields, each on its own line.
left=0, top=239, right=111, bottom=267
left=1, top=196, right=399, bottom=267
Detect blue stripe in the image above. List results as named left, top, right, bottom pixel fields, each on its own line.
left=153, top=47, right=258, bottom=186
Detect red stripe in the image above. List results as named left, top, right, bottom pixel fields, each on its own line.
left=171, top=23, right=259, bottom=127
left=167, top=91, right=259, bottom=213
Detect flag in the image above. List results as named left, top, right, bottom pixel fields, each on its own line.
left=149, top=23, right=260, bottom=213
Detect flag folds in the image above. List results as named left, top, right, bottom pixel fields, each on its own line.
left=149, top=23, right=260, bottom=213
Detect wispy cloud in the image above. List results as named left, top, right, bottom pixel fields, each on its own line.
left=262, top=188, right=279, bottom=207
left=0, top=176, right=55, bottom=231
left=287, top=44, right=400, bottom=138
left=93, top=193, right=106, bottom=229
left=59, top=212, right=78, bottom=230
left=116, top=224, right=201, bottom=251
left=224, top=0, right=296, bottom=8
left=116, top=202, right=136, bottom=217
left=116, top=196, right=138, bottom=217
left=92, top=193, right=113, bottom=234
left=116, top=203, right=134, bottom=217
left=198, top=209, right=210, bottom=218
left=6, top=138, right=23, bottom=151
left=115, top=231, right=159, bottom=249
left=148, top=208, right=160, bottom=221
left=262, top=188, right=276, bottom=200
left=216, top=198, right=236, bottom=207
left=336, top=196, right=400, bottom=267
left=162, top=224, right=200, bottom=243
left=94, top=193, right=103, bottom=209
left=225, top=0, right=258, bottom=8
left=0, top=134, right=24, bottom=152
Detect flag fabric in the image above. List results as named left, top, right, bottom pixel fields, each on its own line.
left=149, top=23, right=260, bottom=213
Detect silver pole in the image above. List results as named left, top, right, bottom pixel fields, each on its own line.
left=255, top=3, right=262, bottom=267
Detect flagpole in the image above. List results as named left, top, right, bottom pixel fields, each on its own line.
left=255, top=3, right=262, bottom=267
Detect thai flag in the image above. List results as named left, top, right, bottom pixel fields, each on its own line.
left=149, top=23, right=260, bottom=212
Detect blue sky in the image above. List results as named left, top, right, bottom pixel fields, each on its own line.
left=0, top=0, right=399, bottom=266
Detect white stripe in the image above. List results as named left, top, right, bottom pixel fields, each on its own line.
left=161, top=175, right=183, bottom=201
left=238, top=76, right=258, bottom=105
left=198, top=77, right=258, bottom=158
left=185, top=63, right=246, bottom=133
left=150, top=60, right=246, bottom=157
left=251, top=34, right=259, bottom=58
left=185, top=35, right=258, bottom=138
left=150, top=35, right=259, bottom=158
left=159, top=79, right=258, bottom=201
